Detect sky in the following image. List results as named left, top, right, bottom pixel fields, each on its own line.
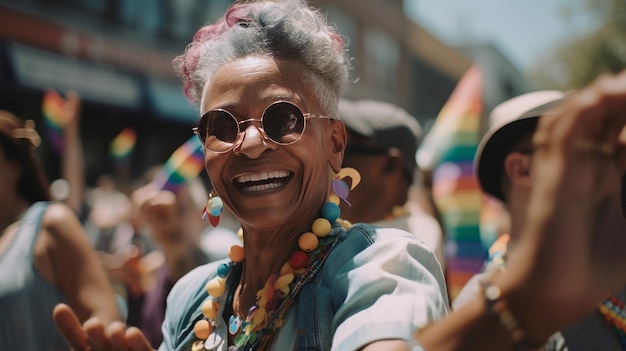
left=404, top=0, right=600, bottom=73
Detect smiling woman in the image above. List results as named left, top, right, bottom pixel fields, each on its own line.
left=53, top=0, right=449, bottom=350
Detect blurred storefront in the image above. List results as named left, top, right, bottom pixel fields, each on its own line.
left=0, top=1, right=220, bottom=183
left=0, top=0, right=473, bottom=184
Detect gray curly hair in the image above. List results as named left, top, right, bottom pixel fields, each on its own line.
left=173, top=0, right=351, bottom=117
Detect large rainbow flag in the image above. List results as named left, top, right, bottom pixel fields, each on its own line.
left=153, top=135, right=205, bottom=192
left=416, top=65, right=488, bottom=300
left=42, top=89, right=70, bottom=153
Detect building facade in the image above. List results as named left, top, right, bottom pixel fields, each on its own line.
left=0, top=0, right=471, bottom=184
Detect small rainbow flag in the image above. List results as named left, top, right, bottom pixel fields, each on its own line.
left=42, top=89, right=70, bottom=153
left=416, top=65, right=488, bottom=300
left=153, top=135, right=205, bottom=192
left=110, top=127, right=137, bottom=164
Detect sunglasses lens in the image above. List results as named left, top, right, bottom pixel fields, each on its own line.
left=200, top=110, right=239, bottom=152
left=263, top=102, right=305, bottom=144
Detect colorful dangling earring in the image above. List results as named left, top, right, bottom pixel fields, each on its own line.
left=331, top=167, right=361, bottom=206
left=202, top=192, right=223, bottom=227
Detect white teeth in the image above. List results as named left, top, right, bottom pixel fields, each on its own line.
left=236, top=170, right=289, bottom=184
left=245, top=181, right=283, bottom=192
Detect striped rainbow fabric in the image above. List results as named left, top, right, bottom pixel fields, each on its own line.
left=416, top=65, right=488, bottom=299
left=42, top=89, right=69, bottom=153
left=154, top=135, right=205, bottom=192
left=110, top=127, right=137, bottom=164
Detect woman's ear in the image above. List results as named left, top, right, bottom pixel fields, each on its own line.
left=504, top=152, right=532, bottom=187
left=384, top=148, right=404, bottom=175
left=327, top=120, right=346, bottom=172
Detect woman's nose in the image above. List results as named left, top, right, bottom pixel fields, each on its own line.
left=232, top=124, right=276, bottom=158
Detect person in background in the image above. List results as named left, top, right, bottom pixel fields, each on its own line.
left=414, top=71, right=626, bottom=350
left=453, top=91, right=564, bottom=309
left=119, top=177, right=211, bottom=348
left=118, top=171, right=238, bottom=348
left=454, top=89, right=626, bottom=351
left=0, top=109, right=120, bottom=350
left=339, top=98, right=445, bottom=267
left=86, top=174, right=136, bottom=254
left=87, top=173, right=150, bottom=320
left=56, top=90, right=86, bottom=217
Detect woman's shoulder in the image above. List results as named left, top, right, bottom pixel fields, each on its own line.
left=161, top=260, right=228, bottom=346
left=325, top=223, right=440, bottom=270
left=340, top=223, right=433, bottom=250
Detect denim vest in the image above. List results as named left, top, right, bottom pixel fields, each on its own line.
left=160, top=223, right=448, bottom=351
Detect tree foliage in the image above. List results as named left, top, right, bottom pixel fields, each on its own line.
left=529, top=0, right=626, bottom=90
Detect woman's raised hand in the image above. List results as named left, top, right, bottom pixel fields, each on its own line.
left=53, top=304, right=155, bottom=351
left=505, top=70, right=626, bottom=337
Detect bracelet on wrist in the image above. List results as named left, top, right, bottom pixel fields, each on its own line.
left=481, top=279, right=541, bottom=351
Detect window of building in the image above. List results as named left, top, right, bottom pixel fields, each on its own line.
left=205, top=0, right=232, bottom=24
left=325, top=4, right=358, bottom=58
left=364, top=28, right=399, bottom=95
left=120, top=0, right=161, bottom=34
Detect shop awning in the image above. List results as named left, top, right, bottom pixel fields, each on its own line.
left=147, top=77, right=198, bottom=124
left=8, top=43, right=142, bottom=108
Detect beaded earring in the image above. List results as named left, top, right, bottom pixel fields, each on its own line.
left=331, top=167, right=361, bottom=206
left=202, top=192, right=223, bottom=227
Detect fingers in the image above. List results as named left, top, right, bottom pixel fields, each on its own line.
left=53, top=304, right=90, bottom=351
left=84, top=318, right=113, bottom=349
left=131, top=184, right=177, bottom=222
left=107, top=324, right=154, bottom=351
left=149, top=191, right=177, bottom=207
left=54, top=304, right=154, bottom=351
left=109, top=321, right=130, bottom=349
left=539, top=72, right=626, bottom=149
left=531, top=72, right=626, bottom=207
left=580, top=73, right=626, bottom=146
left=131, top=183, right=159, bottom=210
left=126, top=327, right=155, bottom=350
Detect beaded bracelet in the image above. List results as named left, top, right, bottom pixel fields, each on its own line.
left=481, top=280, right=539, bottom=351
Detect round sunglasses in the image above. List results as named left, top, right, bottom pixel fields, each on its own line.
left=193, top=101, right=335, bottom=153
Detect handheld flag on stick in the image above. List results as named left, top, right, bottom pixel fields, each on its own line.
left=42, top=89, right=70, bottom=153
left=110, top=127, right=137, bottom=164
left=416, top=65, right=487, bottom=300
left=153, top=135, right=205, bottom=192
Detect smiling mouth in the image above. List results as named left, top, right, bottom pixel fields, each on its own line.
left=235, top=170, right=293, bottom=192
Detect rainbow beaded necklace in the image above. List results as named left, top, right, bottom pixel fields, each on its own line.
left=598, top=294, right=626, bottom=349
left=191, top=193, right=352, bottom=351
